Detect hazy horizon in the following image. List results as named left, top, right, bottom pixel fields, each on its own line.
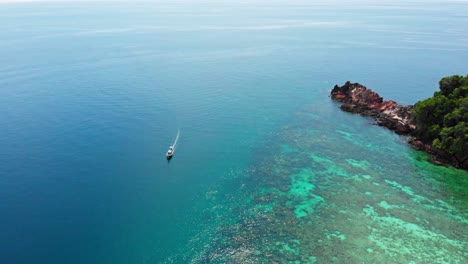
left=2, top=0, right=468, bottom=4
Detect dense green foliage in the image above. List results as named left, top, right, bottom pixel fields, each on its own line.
left=413, top=75, right=468, bottom=164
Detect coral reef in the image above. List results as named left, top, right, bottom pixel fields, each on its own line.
left=178, top=106, right=468, bottom=263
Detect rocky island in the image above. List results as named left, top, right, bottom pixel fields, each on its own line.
left=330, top=81, right=414, bottom=134
left=330, top=76, right=468, bottom=170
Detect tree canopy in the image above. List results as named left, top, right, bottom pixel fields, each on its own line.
left=413, top=75, right=468, bottom=165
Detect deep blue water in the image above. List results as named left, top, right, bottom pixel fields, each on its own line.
left=0, top=1, right=467, bottom=263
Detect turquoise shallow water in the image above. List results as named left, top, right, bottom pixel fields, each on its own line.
left=0, top=1, right=467, bottom=263
left=187, top=103, right=468, bottom=263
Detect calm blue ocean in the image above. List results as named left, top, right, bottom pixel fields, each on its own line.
left=0, top=1, right=467, bottom=263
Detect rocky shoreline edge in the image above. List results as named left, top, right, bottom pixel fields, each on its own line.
left=330, top=81, right=466, bottom=170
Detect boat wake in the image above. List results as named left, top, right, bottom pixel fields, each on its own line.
left=166, top=129, right=180, bottom=159
left=173, top=129, right=180, bottom=150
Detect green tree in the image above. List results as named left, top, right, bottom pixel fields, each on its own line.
left=433, top=122, right=468, bottom=164
left=451, top=85, right=468, bottom=99
left=439, top=75, right=463, bottom=96
left=413, top=74, right=468, bottom=167
left=413, top=95, right=454, bottom=140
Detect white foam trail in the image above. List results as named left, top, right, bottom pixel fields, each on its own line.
left=172, top=129, right=180, bottom=151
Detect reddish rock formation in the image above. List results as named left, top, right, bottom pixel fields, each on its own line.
left=330, top=81, right=467, bottom=170
left=330, top=81, right=414, bottom=134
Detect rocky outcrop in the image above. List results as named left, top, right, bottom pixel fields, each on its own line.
left=330, top=81, right=467, bottom=170
left=406, top=138, right=449, bottom=166
left=330, top=81, right=415, bottom=134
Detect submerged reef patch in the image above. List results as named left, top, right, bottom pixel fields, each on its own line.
left=171, top=104, right=468, bottom=263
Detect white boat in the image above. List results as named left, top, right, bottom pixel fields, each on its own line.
left=166, top=129, right=180, bottom=160
left=166, top=146, right=174, bottom=159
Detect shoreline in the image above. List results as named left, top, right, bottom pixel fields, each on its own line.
left=330, top=81, right=467, bottom=171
